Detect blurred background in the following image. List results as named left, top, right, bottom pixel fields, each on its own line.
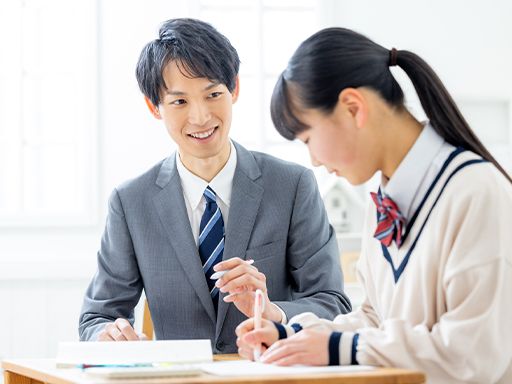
left=1, top=0, right=511, bottom=368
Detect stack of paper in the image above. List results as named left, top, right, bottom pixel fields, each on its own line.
left=56, top=340, right=213, bottom=368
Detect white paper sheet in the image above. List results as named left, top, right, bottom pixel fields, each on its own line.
left=200, top=360, right=376, bottom=376
left=56, top=340, right=213, bottom=367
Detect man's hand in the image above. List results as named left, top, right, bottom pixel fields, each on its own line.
left=213, top=257, right=282, bottom=322
left=98, top=318, right=148, bottom=341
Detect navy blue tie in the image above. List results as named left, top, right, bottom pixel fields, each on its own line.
left=198, top=186, right=225, bottom=311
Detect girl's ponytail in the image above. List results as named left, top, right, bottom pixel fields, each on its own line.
left=395, top=50, right=511, bottom=183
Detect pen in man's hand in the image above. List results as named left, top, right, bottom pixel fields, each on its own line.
left=210, top=259, right=254, bottom=280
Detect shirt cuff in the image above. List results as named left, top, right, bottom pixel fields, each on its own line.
left=328, top=331, right=360, bottom=365
left=271, top=302, right=287, bottom=324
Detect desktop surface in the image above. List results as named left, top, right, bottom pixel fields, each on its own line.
left=2, top=355, right=426, bottom=384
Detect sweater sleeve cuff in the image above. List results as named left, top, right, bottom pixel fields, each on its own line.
left=272, top=322, right=298, bottom=339
left=328, top=332, right=342, bottom=365
left=329, top=332, right=360, bottom=365
left=273, top=322, right=287, bottom=339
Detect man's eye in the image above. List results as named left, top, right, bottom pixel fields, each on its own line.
left=209, top=92, right=223, bottom=98
left=171, top=99, right=186, bottom=105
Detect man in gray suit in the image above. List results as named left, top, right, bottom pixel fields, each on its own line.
left=79, top=18, right=351, bottom=353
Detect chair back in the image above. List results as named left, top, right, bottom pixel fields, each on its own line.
left=142, top=299, right=154, bottom=339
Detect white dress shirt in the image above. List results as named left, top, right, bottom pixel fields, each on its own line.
left=176, top=141, right=237, bottom=246
left=176, top=140, right=287, bottom=322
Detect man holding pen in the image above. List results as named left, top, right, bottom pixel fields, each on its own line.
left=78, top=18, right=350, bottom=353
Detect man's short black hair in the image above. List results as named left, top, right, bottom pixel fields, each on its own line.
left=136, top=18, right=240, bottom=106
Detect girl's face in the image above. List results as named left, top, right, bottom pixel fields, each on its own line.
left=295, top=90, right=380, bottom=185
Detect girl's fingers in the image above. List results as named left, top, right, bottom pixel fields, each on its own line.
left=237, top=347, right=254, bottom=361
left=235, top=318, right=255, bottom=337
left=260, top=341, right=293, bottom=364
left=271, top=352, right=309, bottom=366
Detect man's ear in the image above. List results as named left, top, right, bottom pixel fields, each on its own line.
left=338, top=88, right=367, bottom=129
left=231, top=76, right=240, bottom=104
left=144, top=97, right=162, bottom=120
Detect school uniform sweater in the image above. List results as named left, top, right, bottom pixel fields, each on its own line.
left=276, top=127, right=512, bottom=383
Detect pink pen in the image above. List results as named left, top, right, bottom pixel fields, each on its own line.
left=253, top=289, right=264, bottom=361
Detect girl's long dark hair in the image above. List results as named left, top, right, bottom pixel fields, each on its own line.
left=271, top=27, right=512, bottom=183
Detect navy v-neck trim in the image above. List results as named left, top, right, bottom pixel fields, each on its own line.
left=380, top=149, right=486, bottom=283
left=400, top=146, right=466, bottom=245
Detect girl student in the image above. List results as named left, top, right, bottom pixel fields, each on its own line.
left=236, top=27, right=512, bottom=383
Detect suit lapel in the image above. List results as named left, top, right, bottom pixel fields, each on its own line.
left=153, top=155, right=216, bottom=324
left=216, top=142, right=263, bottom=337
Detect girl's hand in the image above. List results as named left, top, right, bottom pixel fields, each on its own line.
left=235, top=318, right=278, bottom=360
left=259, top=329, right=331, bottom=366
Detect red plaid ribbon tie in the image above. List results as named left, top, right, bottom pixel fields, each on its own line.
left=370, top=190, right=406, bottom=247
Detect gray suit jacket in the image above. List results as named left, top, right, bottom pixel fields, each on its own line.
left=79, top=142, right=351, bottom=353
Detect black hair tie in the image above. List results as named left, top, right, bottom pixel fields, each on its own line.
left=389, top=48, right=398, bottom=67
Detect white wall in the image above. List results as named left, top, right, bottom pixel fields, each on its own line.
left=330, top=0, right=512, bottom=168
left=1, top=0, right=511, bottom=366
left=0, top=0, right=192, bottom=365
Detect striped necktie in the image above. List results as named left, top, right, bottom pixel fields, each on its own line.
left=198, top=186, right=225, bottom=311
left=370, top=189, right=406, bottom=247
